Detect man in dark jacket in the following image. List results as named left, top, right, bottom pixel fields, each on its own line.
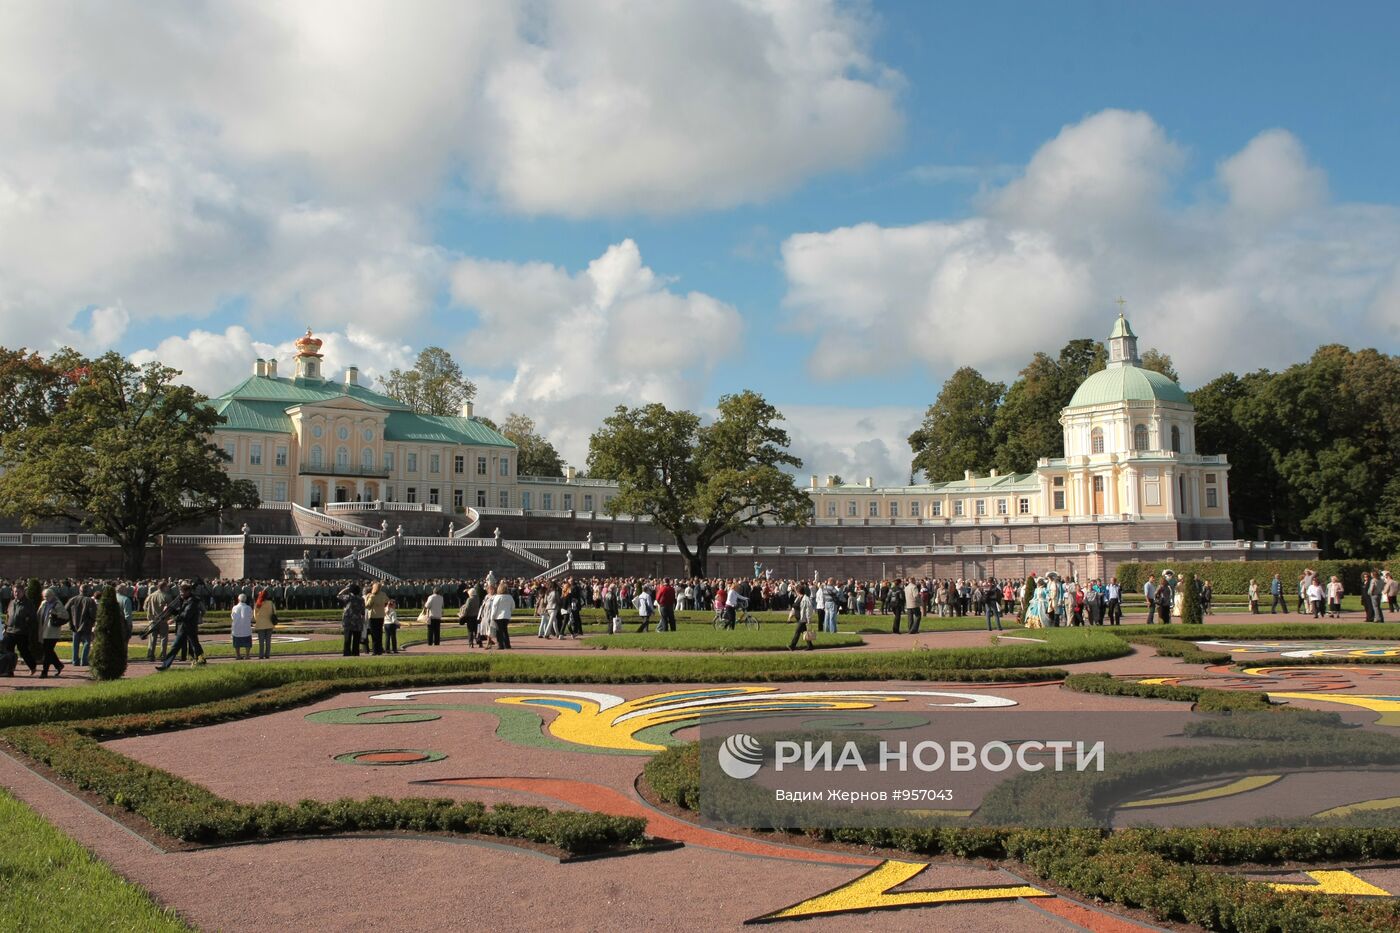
left=1, top=591, right=38, bottom=676
left=65, top=585, right=98, bottom=667
left=156, top=584, right=206, bottom=670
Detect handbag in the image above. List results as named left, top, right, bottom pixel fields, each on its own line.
left=416, top=609, right=430, bottom=625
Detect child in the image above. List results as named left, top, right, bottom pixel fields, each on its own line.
left=383, top=600, right=400, bottom=654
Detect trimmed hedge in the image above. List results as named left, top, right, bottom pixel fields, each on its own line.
left=1115, top=559, right=1398, bottom=596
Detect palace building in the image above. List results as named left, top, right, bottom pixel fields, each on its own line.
left=806, top=314, right=1232, bottom=538
left=207, top=330, right=618, bottom=514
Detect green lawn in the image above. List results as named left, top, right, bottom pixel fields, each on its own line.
left=0, top=789, right=189, bottom=933
left=584, top=630, right=864, bottom=651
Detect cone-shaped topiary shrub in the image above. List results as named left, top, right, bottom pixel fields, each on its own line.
left=91, top=585, right=128, bottom=680
left=1180, top=571, right=1203, bottom=625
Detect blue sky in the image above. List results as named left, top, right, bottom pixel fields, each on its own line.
left=2, top=1, right=1398, bottom=482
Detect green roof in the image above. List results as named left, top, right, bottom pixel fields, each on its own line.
left=1109, top=314, right=1136, bottom=339
left=1067, top=365, right=1190, bottom=408
left=208, top=374, right=514, bottom=447
left=824, top=472, right=1038, bottom=494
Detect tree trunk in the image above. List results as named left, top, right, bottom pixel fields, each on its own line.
left=674, top=534, right=707, bottom=578
left=121, top=541, right=148, bottom=580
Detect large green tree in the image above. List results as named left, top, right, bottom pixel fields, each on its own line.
left=587, top=391, right=810, bottom=577
left=907, top=367, right=1005, bottom=482
left=381, top=347, right=476, bottom=416
left=499, top=413, right=566, bottom=478
left=0, top=354, right=260, bottom=578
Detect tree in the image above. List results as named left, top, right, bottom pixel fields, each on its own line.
left=380, top=347, right=476, bottom=416
left=0, top=346, right=87, bottom=435
left=989, top=353, right=1066, bottom=474
left=1139, top=348, right=1179, bottom=382
left=587, top=391, right=811, bottom=577
left=499, top=413, right=566, bottom=478
left=90, top=585, right=127, bottom=680
left=0, top=354, right=260, bottom=578
left=1179, top=572, right=1203, bottom=624
left=907, top=367, right=1005, bottom=482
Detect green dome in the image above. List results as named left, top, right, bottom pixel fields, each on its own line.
left=1067, top=365, right=1189, bottom=408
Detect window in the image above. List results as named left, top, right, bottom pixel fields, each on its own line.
left=954, top=500, right=965, bottom=517
left=584, top=494, right=594, bottom=511
left=406, top=453, right=417, bottom=472
left=275, top=445, right=287, bottom=467
left=311, top=424, right=323, bottom=439
left=563, top=493, right=573, bottom=510
left=1171, top=425, right=1181, bottom=453
left=361, top=447, right=373, bottom=470
left=429, top=454, right=440, bottom=474
left=931, top=501, right=942, bottom=517
left=1053, top=490, right=1066, bottom=510
left=1053, top=476, right=1064, bottom=487
left=542, top=493, right=553, bottom=510
left=975, top=499, right=987, bottom=516
left=847, top=500, right=857, bottom=517
left=499, top=490, right=509, bottom=508
left=1206, top=487, right=1218, bottom=509
left=454, top=455, right=464, bottom=475
left=363, top=428, right=374, bottom=442
left=521, top=491, right=532, bottom=510
left=406, top=487, right=417, bottom=503
left=273, top=481, right=287, bottom=502
left=335, top=447, right=349, bottom=469
left=1133, top=423, right=1149, bottom=451
left=910, top=501, right=921, bottom=517
left=499, top=457, right=509, bottom=477
left=453, top=489, right=464, bottom=509
left=1205, top=473, right=1217, bottom=484
left=889, top=501, right=899, bottom=517
left=996, top=498, right=1007, bottom=516
left=223, top=442, right=236, bottom=461
left=1018, top=497, right=1030, bottom=514
left=310, top=445, right=323, bottom=467
left=429, top=488, right=440, bottom=505
left=1090, top=427, right=1105, bottom=454
left=476, top=489, right=486, bottom=507
left=827, top=500, right=837, bottom=516
left=868, top=500, right=879, bottom=516
left=337, top=426, right=349, bottom=441
left=477, top=456, right=487, bottom=476
left=249, top=442, right=262, bottom=465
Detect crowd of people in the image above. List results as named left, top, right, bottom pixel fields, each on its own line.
left=4, top=566, right=1397, bottom=675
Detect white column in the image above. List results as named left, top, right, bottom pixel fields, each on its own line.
left=1106, top=468, right=1119, bottom=516
left=1219, top=470, right=1231, bottom=520
left=1163, top=468, right=1176, bottom=517
left=1124, top=467, right=1139, bottom=516
left=1188, top=470, right=1200, bottom=518
left=1073, top=472, right=1087, bottom=516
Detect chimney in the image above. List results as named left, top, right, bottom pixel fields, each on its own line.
left=266, top=358, right=277, bottom=378
left=865, top=476, right=874, bottom=488
left=566, top=466, right=577, bottom=482
left=345, top=365, right=359, bottom=386
left=989, top=468, right=999, bottom=478
left=461, top=401, right=474, bottom=418
left=810, top=475, right=818, bottom=489
left=964, top=469, right=974, bottom=481
left=826, top=475, right=836, bottom=487
left=254, top=358, right=266, bottom=377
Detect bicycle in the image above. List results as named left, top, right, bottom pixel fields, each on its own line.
left=712, top=605, right=760, bottom=630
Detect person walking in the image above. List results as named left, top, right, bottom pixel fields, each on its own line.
left=65, top=585, right=97, bottom=667
left=821, top=579, right=839, bottom=634
left=424, top=586, right=445, bottom=645
left=656, top=579, right=677, bottom=633
left=634, top=587, right=655, bottom=633
left=383, top=600, right=400, bottom=653
left=904, top=578, right=922, bottom=635
left=365, top=582, right=387, bottom=656
left=788, top=583, right=814, bottom=650
left=1366, top=571, right=1386, bottom=623
left=489, top=582, right=514, bottom=649
left=37, top=588, right=68, bottom=678
left=982, top=578, right=1004, bottom=632
left=1269, top=574, right=1285, bottom=614
left=1105, top=577, right=1122, bottom=625
left=143, top=581, right=172, bottom=661
left=1142, top=574, right=1157, bottom=625
left=253, top=589, right=278, bottom=659
left=1, top=588, right=38, bottom=676
left=230, top=593, right=254, bottom=660
left=157, top=583, right=206, bottom=670
left=338, top=583, right=365, bottom=656
left=1385, top=572, right=1398, bottom=613
left=888, top=579, right=904, bottom=634
left=1155, top=577, right=1173, bottom=625
left=1248, top=579, right=1260, bottom=614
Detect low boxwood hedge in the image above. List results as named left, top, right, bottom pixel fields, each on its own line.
left=1115, top=559, right=1398, bottom=597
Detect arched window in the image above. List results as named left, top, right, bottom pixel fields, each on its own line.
left=309, top=445, right=323, bottom=467
left=335, top=446, right=349, bottom=468
left=1133, top=423, right=1149, bottom=451
left=361, top=447, right=373, bottom=470
left=1170, top=425, right=1181, bottom=453
left=1090, top=427, right=1105, bottom=454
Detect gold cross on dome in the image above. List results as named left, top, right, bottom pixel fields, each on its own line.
left=1115, top=296, right=1126, bottom=313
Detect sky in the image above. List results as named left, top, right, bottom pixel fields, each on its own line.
left=2, top=0, right=1398, bottom=485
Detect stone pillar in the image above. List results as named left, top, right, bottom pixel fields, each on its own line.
left=1073, top=472, right=1087, bottom=516
left=1106, top=467, right=1119, bottom=516
left=1124, top=467, right=1139, bottom=516
left=1188, top=470, right=1200, bottom=519
left=1163, top=467, right=1176, bottom=517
